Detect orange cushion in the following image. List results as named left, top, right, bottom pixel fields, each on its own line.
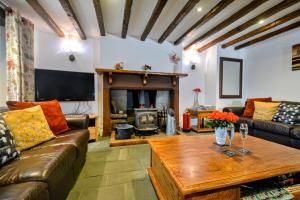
left=6, top=100, right=70, bottom=135
left=243, top=97, right=272, bottom=118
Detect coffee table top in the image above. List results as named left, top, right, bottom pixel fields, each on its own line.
left=148, top=135, right=300, bottom=195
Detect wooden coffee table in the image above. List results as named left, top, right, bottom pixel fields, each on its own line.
left=148, top=135, right=300, bottom=200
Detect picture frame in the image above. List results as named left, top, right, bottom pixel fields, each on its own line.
left=292, top=44, right=300, bottom=71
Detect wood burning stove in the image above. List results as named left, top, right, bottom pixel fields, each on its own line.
left=134, top=108, right=158, bottom=136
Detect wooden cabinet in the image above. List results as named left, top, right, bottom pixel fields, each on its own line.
left=88, top=114, right=99, bottom=141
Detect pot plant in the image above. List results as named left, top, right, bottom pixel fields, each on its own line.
left=207, top=111, right=239, bottom=145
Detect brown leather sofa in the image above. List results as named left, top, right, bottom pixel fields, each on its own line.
left=0, top=108, right=89, bottom=200
left=224, top=101, right=300, bottom=149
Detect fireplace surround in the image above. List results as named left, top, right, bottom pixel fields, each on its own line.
left=96, top=68, right=188, bottom=136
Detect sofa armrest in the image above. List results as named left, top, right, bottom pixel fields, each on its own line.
left=223, top=107, right=245, bottom=116
left=65, top=115, right=89, bottom=130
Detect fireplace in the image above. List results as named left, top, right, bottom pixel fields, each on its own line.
left=110, top=90, right=167, bottom=135
left=96, top=68, right=187, bottom=136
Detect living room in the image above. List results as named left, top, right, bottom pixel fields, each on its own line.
left=0, top=0, right=300, bottom=200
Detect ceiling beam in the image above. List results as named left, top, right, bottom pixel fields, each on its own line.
left=235, top=20, right=300, bottom=50
left=0, top=0, right=11, bottom=12
left=93, top=0, right=105, bottom=36
left=122, top=0, right=133, bottom=39
left=174, top=0, right=234, bottom=46
left=26, top=0, right=64, bottom=37
left=141, top=0, right=168, bottom=41
left=184, top=0, right=268, bottom=50
left=158, top=0, right=200, bottom=44
left=222, top=9, right=300, bottom=48
left=59, top=0, right=86, bottom=40
left=197, top=0, right=300, bottom=52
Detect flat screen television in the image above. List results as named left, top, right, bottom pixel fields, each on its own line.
left=35, top=69, right=95, bottom=101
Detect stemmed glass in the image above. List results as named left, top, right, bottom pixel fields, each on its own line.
left=225, top=124, right=235, bottom=157
left=239, top=123, right=249, bottom=155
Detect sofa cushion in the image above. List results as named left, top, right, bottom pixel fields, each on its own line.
left=3, top=106, right=55, bottom=151
left=290, top=127, right=300, bottom=140
left=238, top=117, right=254, bottom=128
left=243, top=97, right=272, bottom=118
left=0, top=144, right=76, bottom=186
left=7, top=100, right=70, bottom=135
left=0, top=182, right=49, bottom=200
left=254, top=120, right=294, bottom=136
left=273, top=103, right=300, bottom=125
left=0, top=115, right=19, bottom=167
left=253, top=102, right=280, bottom=121
left=34, top=130, right=89, bottom=158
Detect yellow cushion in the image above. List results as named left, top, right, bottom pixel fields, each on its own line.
left=253, top=101, right=280, bottom=121
left=3, top=105, right=55, bottom=151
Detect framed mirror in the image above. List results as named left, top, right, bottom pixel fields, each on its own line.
left=219, top=57, right=243, bottom=99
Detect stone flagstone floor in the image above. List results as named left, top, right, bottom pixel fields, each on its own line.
left=67, top=137, right=158, bottom=200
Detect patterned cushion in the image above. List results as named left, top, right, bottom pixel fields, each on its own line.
left=273, top=103, right=300, bottom=125
left=0, top=115, right=19, bottom=167
left=3, top=105, right=55, bottom=151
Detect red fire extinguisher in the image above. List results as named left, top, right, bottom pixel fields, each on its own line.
left=182, top=110, right=191, bottom=132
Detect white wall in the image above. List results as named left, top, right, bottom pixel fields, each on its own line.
left=181, top=45, right=246, bottom=112
left=99, top=34, right=181, bottom=72
left=0, top=26, right=6, bottom=106
left=180, top=49, right=206, bottom=125
left=35, top=31, right=99, bottom=114
left=244, top=28, right=300, bottom=101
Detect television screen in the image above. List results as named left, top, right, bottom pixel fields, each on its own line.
left=35, top=69, right=95, bottom=101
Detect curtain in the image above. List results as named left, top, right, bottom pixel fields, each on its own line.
left=5, top=10, right=34, bottom=101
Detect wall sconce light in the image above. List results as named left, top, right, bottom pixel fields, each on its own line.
left=60, top=34, right=82, bottom=62
left=69, top=54, right=75, bottom=62
left=191, top=63, right=196, bottom=70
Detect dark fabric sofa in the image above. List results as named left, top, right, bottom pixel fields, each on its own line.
left=224, top=101, right=300, bottom=149
left=0, top=108, right=89, bottom=200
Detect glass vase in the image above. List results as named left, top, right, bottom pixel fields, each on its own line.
left=215, top=127, right=227, bottom=145
left=193, top=92, right=200, bottom=107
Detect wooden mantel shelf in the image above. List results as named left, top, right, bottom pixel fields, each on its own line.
left=95, top=68, right=188, bottom=77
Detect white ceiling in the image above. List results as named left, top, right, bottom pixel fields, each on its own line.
left=2, top=0, right=300, bottom=50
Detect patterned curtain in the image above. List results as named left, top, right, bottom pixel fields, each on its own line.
left=5, top=10, right=34, bottom=101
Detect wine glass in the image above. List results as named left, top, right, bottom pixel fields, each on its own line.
left=239, top=123, right=249, bottom=155
left=225, top=124, right=235, bottom=157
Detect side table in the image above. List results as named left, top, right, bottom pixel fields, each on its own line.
left=188, top=109, right=215, bottom=133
